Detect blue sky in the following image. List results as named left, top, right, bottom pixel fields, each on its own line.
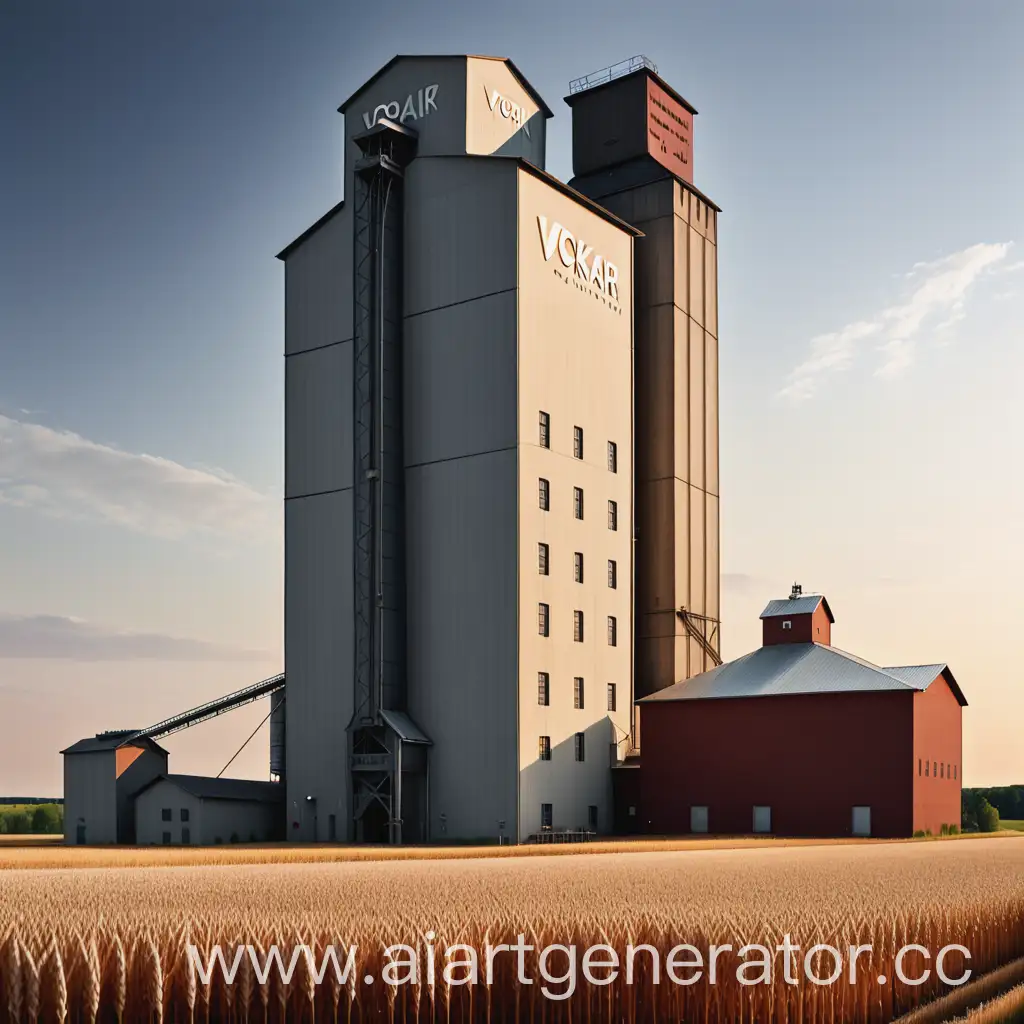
left=2, top=0, right=1022, bottom=794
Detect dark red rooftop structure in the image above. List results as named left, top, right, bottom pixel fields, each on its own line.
left=616, top=586, right=966, bottom=839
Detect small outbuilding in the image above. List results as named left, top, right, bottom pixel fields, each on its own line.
left=625, top=587, right=966, bottom=838
left=135, top=775, right=283, bottom=845
left=61, top=731, right=169, bottom=844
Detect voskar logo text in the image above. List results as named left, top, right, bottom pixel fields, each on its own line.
left=537, top=216, right=620, bottom=304
left=362, top=84, right=438, bottom=129
left=486, top=86, right=531, bottom=137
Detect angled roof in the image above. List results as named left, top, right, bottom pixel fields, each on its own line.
left=884, top=664, right=967, bottom=706
left=380, top=709, right=431, bottom=744
left=639, top=643, right=966, bottom=705
left=760, top=594, right=835, bottom=622
left=277, top=156, right=642, bottom=265
left=146, top=775, right=284, bottom=804
left=276, top=200, right=345, bottom=261
left=61, top=733, right=168, bottom=756
left=338, top=54, right=554, bottom=118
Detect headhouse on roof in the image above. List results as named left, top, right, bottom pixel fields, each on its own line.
left=616, top=587, right=966, bottom=839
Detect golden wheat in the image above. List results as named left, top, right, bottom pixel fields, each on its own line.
left=1, top=831, right=1014, bottom=872
left=0, top=837, right=1021, bottom=1022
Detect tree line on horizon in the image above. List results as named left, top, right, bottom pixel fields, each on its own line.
left=0, top=802, right=63, bottom=835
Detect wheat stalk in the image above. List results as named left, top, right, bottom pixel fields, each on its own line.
left=21, top=939, right=40, bottom=1023
left=2, top=928, right=23, bottom=1022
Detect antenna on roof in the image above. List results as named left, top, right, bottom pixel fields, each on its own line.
left=790, top=582, right=802, bottom=600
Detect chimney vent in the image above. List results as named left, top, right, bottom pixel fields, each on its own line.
left=790, top=582, right=803, bottom=600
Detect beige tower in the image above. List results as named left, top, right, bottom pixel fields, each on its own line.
left=567, top=58, right=721, bottom=704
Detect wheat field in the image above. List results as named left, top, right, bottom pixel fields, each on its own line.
left=1, top=831, right=1013, bottom=873
left=1, top=837, right=1022, bottom=1022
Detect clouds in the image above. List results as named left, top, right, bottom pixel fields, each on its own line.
left=0, top=613, right=269, bottom=661
left=0, top=413, right=277, bottom=542
left=779, top=242, right=1013, bottom=401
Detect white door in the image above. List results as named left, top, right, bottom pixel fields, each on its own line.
left=690, top=806, right=709, bottom=833
left=753, top=806, right=772, bottom=834
left=852, top=806, right=871, bottom=837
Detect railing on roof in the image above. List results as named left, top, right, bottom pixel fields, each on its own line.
left=569, top=55, right=658, bottom=96
left=124, top=672, right=285, bottom=742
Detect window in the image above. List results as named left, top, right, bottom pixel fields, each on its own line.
left=539, top=478, right=550, bottom=511
left=588, top=805, right=598, bottom=831
left=537, top=672, right=550, bottom=706
left=541, top=803, right=553, bottom=829
left=538, top=542, right=549, bottom=575
left=573, top=610, right=584, bottom=643
left=918, top=758, right=922, bottom=777
left=539, top=736, right=551, bottom=761
left=607, top=500, right=618, bottom=531
left=574, top=676, right=585, bottom=709
left=934, top=761, right=938, bottom=778
left=539, top=411, right=550, bottom=449
left=181, top=827, right=190, bottom=845
left=180, top=808, right=189, bottom=823
left=574, top=732, right=585, bottom=762
left=607, top=683, right=617, bottom=712
left=782, top=620, right=792, bottom=630
left=954, top=765, right=958, bottom=781
left=925, top=761, right=930, bottom=777
left=608, top=560, right=617, bottom=589
left=607, top=441, right=618, bottom=473
left=941, top=763, right=944, bottom=779
left=574, top=487, right=584, bottom=520
left=574, top=552, right=584, bottom=583
left=573, top=426, right=584, bottom=459
left=607, top=616, right=618, bottom=647
left=538, top=603, right=549, bottom=637
left=161, top=808, right=172, bottom=822
left=162, top=832, right=171, bottom=845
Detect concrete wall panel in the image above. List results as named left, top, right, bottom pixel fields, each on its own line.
left=404, top=158, right=517, bottom=317
left=405, top=449, right=519, bottom=842
left=284, top=205, right=352, bottom=356
left=688, top=225, right=704, bottom=327
left=516, top=167, right=634, bottom=838
left=285, top=341, right=353, bottom=498
left=284, top=489, right=354, bottom=841
left=404, top=291, right=517, bottom=468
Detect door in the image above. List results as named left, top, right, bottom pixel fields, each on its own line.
left=852, top=806, right=871, bottom=837
left=753, top=806, right=772, bottom=834
left=690, top=806, right=709, bottom=834
left=75, top=824, right=86, bottom=845
left=181, top=827, right=191, bottom=845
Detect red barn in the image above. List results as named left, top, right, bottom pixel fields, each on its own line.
left=627, top=589, right=966, bottom=838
